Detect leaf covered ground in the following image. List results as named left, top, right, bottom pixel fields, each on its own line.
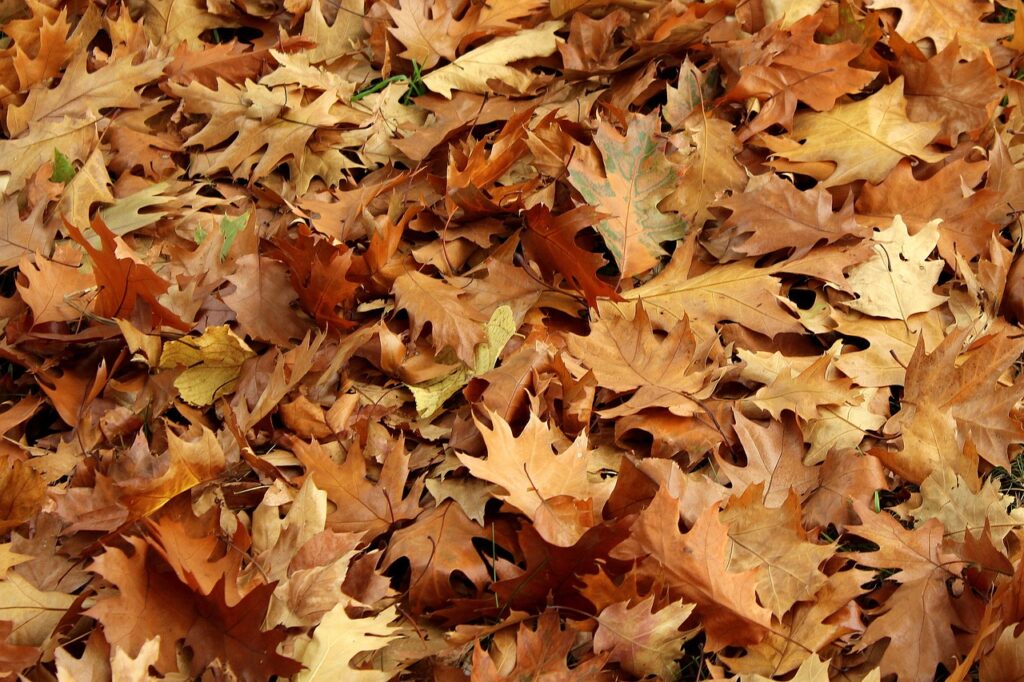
left=3, top=0, right=1024, bottom=679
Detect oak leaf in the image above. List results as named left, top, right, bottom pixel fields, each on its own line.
left=521, top=204, right=619, bottom=308
left=624, top=236, right=801, bottom=341
left=159, top=326, right=256, bottom=407
left=866, top=0, right=1010, bottom=59
left=457, top=410, right=596, bottom=546
left=593, top=596, right=696, bottom=679
left=850, top=502, right=965, bottom=680
left=894, top=326, right=1024, bottom=473
left=715, top=412, right=818, bottom=508
left=296, top=603, right=402, bottom=682
left=472, top=610, right=607, bottom=679
left=88, top=536, right=300, bottom=679
left=844, top=215, right=947, bottom=321
left=566, top=302, right=723, bottom=417
left=383, top=501, right=494, bottom=614
left=720, top=486, right=832, bottom=616
left=630, top=488, right=772, bottom=650
left=568, top=115, right=687, bottom=278
left=7, top=53, right=169, bottom=136
left=778, top=78, right=943, bottom=187
left=392, top=269, right=487, bottom=366
left=745, top=353, right=852, bottom=422
left=713, top=173, right=868, bottom=258
left=0, top=456, right=46, bottom=533
left=64, top=215, right=189, bottom=331
left=290, top=437, right=423, bottom=542
left=910, top=467, right=1024, bottom=549
left=169, top=80, right=341, bottom=182
left=136, top=0, right=226, bottom=49
left=901, top=39, right=1002, bottom=145
left=223, top=255, right=310, bottom=346
left=421, top=21, right=563, bottom=98
left=723, top=15, right=875, bottom=138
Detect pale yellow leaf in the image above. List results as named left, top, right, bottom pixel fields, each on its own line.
left=159, top=325, right=255, bottom=406
left=422, top=21, right=563, bottom=98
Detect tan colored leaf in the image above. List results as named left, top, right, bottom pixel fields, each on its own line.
left=421, top=21, right=563, bottom=98
left=568, top=115, right=687, bottom=278
left=593, top=596, right=696, bottom=679
left=295, top=603, right=402, bottom=682
left=0, top=456, right=46, bottom=533
left=845, top=215, right=947, bottom=321
left=779, top=78, right=943, bottom=187
left=457, top=410, right=595, bottom=546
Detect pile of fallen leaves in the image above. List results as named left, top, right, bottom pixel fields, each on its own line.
left=4, top=0, right=1024, bottom=679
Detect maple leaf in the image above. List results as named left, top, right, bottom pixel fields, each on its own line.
left=88, top=536, right=300, bottom=680
left=296, top=603, right=402, bottom=682
left=844, top=215, right=947, bottom=321
left=116, top=426, right=227, bottom=519
left=777, top=78, right=944, bottom=187
left=569, top=115, right=687, bottom=279
left=159, top=325, right=256, bottom=406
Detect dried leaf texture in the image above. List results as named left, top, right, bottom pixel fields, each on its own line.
left=1, top=1, right=1024, bottom=680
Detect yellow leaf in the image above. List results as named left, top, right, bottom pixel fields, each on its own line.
left=845, top=215, right=947, bottom=321
left=0, top=573, right=75, bottom=646
left=159, top=325, right=255, bottom=406
left=422, top=21, right=563, bottom=98
left=779, top=78, right=943, bottom=187
left=408, top=305, right=515, bottom=418
left=296, top=603, right=402, bottom=682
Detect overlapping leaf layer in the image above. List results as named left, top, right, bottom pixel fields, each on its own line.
left=1, top=0, right=1024, bottom=679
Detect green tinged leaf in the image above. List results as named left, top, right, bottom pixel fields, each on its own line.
left=408, top=305, right=516, bottom=418
left=50, top=148, right=75, bottom=183
left=219, top=211, right=249, bottom=260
